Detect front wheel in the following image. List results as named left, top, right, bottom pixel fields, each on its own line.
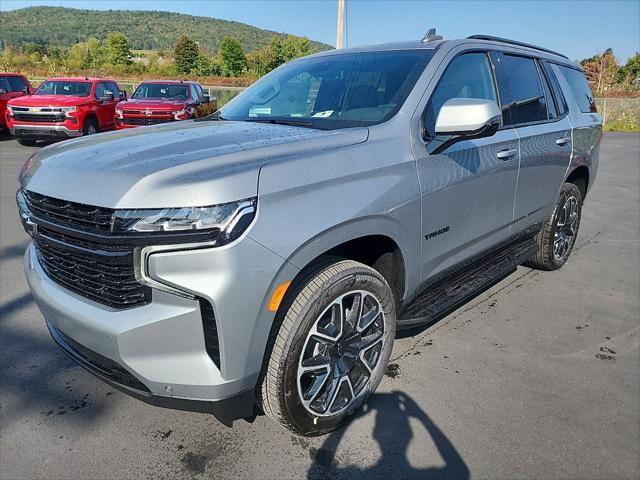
left=260, top=260, right=396, bottom=436
left=83, top=117, right=99, bottom=136
left=526, top=182, right=583, bottom=270
left=17, top=138, right=38, bottom=146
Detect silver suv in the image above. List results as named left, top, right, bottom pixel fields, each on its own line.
left=18, top=34, right=601, bottom=436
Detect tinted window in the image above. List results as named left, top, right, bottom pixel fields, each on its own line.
left=133, top=83, right=189, bottom=99
left=539, top=64, right=558, bottom=119
left=6, top=76, right=28, bottom=92
left=94, top=82, right=107, bottom=99
left=35, top=81, right=92, bottom=97
left=557, top=65, right=596, bottom=113
left=496, top=54, right=547, bottom=126
left=195, top=84, right=204, bottom=97
left=221, top=50, right=434, bottom=130
left=424, top=52, right=497, bottom=137
left=543, top=63, right=568, bottom=116
left=0, top=77, right=10, bottom=92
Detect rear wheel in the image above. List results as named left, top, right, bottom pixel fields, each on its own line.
left=83, top=117, right=99, bottom=136
left=17, top=138, right=37, bottom=146
left=260, top=260, right=396, bottom=436
left=526, top=182, right=582, bottom=270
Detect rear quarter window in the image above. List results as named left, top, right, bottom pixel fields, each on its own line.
left=557, top=65, right=597, bottom=113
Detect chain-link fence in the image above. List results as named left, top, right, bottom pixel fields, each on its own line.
left=594, top=98, right=640, bottom=132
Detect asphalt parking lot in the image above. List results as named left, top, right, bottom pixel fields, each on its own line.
left=1, top=132, right=638, bottom=480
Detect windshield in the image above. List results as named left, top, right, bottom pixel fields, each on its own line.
left=35, top=81, right=92, bottom=97
left=220, top=49, right=434, bottom=130
left=133, top=83, right=189, bottom=99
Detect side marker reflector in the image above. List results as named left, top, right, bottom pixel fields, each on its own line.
left=268, top=281, right=291, bottom=312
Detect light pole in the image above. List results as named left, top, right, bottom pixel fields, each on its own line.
left=336, top=0, right=345, bottom=49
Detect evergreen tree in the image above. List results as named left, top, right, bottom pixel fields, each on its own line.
left=105, top=32, right=131, bottom=65
left=173, top=34, right=199, bottom=74
left=219, top=36, right=246, bottom=76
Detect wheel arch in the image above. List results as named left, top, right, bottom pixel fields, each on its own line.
left=566, top=165, right=590, bottom=199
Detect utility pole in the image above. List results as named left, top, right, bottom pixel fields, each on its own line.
left=336, top=0, right=345, bottom=49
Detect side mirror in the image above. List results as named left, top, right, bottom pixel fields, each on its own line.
left=201, top=94, right=211, bottom=104
left=0, top=88, right=7, bottom=95
left=100, top=90, right=115, bottom=102
left=22, top=86, right=29, bottom=95
left=435, top=98, right=501, bottom=137
left=119, top=90, right=127, bottom=100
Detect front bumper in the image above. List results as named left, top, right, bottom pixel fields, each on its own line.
left=10, top=123, right=83, bottom=139
left=24, top=236, right=299, bottom=425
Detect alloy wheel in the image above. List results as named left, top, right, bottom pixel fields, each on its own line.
left=297, top=290, right=386, bottom=417
left=554, top=195, right=578, bottom=260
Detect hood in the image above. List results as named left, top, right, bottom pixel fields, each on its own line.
left=119, top=98, right=188, bottom=110
left=21, top=120, right=369, bottom=209
left=8, top=94, right=90, bottom=107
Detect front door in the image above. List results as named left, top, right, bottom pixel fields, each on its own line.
left=415, top=51, right=520, bottom=283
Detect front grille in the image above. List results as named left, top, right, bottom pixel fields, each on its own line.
left=35, top=238, right=150, bottom=308
left=122, top=117, right=173, bottom=126
left=22, top=190, right=151, bottom=309
left=24, top=190, right=114, bottom=232
left=14, top=113, right=65, bottom=123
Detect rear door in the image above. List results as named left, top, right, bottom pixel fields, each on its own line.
left=415, top=51, right=520, bottom=281
left=554, top=63, right=602, bottom=193
left=493, top=52, right=573, bottom=231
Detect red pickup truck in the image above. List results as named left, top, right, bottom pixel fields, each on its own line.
left=115, top=80, right=211, bottom=129
left=0, top=73, right=33, bottom=131
left=6, top=77, right=121, bottom=145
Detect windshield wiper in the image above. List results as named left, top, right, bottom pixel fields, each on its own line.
left=244, top=118, right=315, bottom=128
left=194, top=111, right=227, bottom=122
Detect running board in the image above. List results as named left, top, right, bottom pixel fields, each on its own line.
left=397, top=237, right=538, bottom=330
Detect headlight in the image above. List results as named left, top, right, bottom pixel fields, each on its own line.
left=171, top=109, right=185, bottom=116
left=7, top=105, right=13, bottom=114
left=113, top=198, right=256, bottom=244
left=60, top=106, right=77, bottom=116
left=115, top=107, right=123, bottom=119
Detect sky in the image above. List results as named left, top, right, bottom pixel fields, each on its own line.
left=1, top=0, right=639, bottom=62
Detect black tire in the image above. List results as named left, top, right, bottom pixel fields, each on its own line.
left=260, top=259, right=396, bottom=436
left=83, top=117, right=99, bottom=136
left=525, top=182, right=582, bottom=270
left=17, top=138, right=37, bottom=146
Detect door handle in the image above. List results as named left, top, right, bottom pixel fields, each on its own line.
left=497, top=148, right=518, bottom=160
left=555, top=136, right=571, bottom=146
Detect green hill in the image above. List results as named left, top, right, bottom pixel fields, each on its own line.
left=0, top=6, right=332, bottom=53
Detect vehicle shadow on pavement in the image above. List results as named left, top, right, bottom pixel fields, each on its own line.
left=307, top=390, right=469, bottom=480
left=0, top=295, right=111, bottom=428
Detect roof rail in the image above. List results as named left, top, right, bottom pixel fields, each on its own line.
left=467, top=35, right=569, bottom=59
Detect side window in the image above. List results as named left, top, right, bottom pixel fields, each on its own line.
left=557, top=65, right=597, bottom=113
left=109, top=82, right=121, bottom=99
left=195, top=84, right=204, bottom=98
left=190, top=84, right=200, bottom=101
left=7, top=76, right=28, bottom=92
left=94, top=82, right=107, bottom=99
left=496, top=54, right=547, bottom=126
left=538, top=62, right=558, bottom=119
left=424, top=52, right=497, bottom=138
left=542, top=62, right=568, bottom=116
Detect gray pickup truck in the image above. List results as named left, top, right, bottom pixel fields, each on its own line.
left=18, top=33, right=601, bottom=436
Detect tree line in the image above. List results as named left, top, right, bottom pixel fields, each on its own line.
left=0, top=32, right=317, bottom=85
left=580, top=49, right=640, bottom=97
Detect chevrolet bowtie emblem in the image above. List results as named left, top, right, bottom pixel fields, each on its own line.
left=145, top=110, right=152, bottom=116
left=30, top=107, right=38, bottom=112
